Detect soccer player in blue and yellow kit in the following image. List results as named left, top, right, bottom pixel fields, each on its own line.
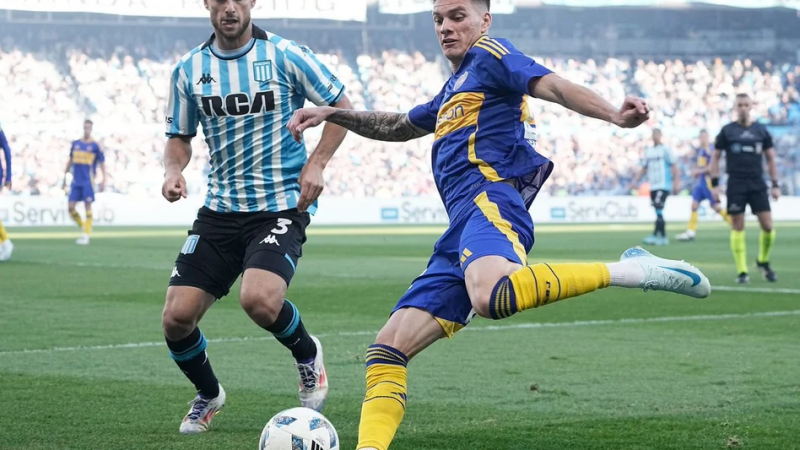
left=159, top=0, right=352, bottom=435
left=675, top=129, right=731, bottom=241
left=0, top=122, right=13, bottom=261
left=62, top=119, right=106, bottom=245
left=290, top=1, right=711, bottom=449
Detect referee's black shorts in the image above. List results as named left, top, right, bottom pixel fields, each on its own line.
left=726, top=177, right=770, bottom=215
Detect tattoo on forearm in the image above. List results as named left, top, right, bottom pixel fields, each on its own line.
left=327, top=110, right=428, bottom=142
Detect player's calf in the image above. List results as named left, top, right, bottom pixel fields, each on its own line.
left=357, top=308, right=445, bottom=450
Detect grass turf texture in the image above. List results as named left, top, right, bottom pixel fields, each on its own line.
left=1, top=222, right=799, bottom=449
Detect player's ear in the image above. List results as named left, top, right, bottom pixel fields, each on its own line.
left=480, top=12, right=492, bottom=34
left=203, top=0, right=209, bottom=10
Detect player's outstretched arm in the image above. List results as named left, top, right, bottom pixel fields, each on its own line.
left=530, top=74, right=649, bottom=128
left=288, top=107, right=430, bottom=143
left=296, top=95, right=353, bottom=212
left=162, top=136, right=192, bottom=203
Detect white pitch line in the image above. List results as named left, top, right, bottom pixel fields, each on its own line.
left=1, top=310, right=798, bottom=357
left=714, top=286, right=800, bottom=295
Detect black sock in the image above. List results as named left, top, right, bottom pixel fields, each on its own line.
left=166, top=328, right=220, bottom=399
left=656, top=211, right=666, bottom=237
left=264, top=300, right=317, bottom=363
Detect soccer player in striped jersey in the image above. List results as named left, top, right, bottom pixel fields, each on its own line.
left=629, top=128, right=679, bottom=246
left=0, top=122, right=13, bottom=261
left=675, top=129, right=731, bottom=242
left=63, top=119, right=106, bottom=245
left=160, top=0, right=352, bottom=434
left=289, top=1, right=710, bottom=449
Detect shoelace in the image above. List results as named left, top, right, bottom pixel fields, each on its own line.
left=296, top=362, right=319, bottom=391
left=187, top=396, right=211, bottom=421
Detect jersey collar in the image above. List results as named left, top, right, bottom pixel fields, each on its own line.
left=202, top=23, right=268, bottom=60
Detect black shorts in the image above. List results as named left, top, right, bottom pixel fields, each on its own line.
left=726, top=178, right=770, bottom=215
left=650, top=190, right=669, bottom=210
left=169, top=207, right=310, bottom=299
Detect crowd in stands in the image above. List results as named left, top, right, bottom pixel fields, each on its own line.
left=1, top=29, right=799, bottom=200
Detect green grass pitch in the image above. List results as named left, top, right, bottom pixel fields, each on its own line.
left=1, top=222, right=799, bottom=449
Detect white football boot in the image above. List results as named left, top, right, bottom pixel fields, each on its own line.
left=675, top=230, right=696, bottom=242
left=296, top=336, right=328, bottom=412
left=620, top=246, right=711, bottom=299
left=76, top=233, right=90, bottom=245
left=179, top=384, right=226, bottom=434
left=0, top=239, right=13, bottom=261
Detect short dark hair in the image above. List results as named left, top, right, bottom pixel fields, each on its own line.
left=84, top=119, right=93, bottom=125
left=735, top=93, right=751, bottom=100
left=433, top=0, right=490, bottom=11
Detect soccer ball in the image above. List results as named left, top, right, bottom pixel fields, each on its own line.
left=259, top=407, right=339, bottom=450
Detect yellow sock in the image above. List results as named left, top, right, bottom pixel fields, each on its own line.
left=70, top=210, right=84, bottom=228
left=490, top=263, right=611, bottom=319
left=84, top=211, right=93, bottom=235
left=0, top=220, right=8, bottom=243
left=730, top=230, right=748, bottom=274
left=688, top=211, right=699, bottom=232
left=719, top=209, right=731, bottom=225
left=758, top=229, right=776, bottom=263
left=357, top=345, right=408, bottom=450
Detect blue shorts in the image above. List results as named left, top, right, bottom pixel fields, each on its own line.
left=691, top=180, right=717, bottom=205
left=393, top=182, right=534, bottom=337
left=69, top=183, right=95, bottom=203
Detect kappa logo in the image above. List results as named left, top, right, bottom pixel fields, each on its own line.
left=171, top=266, right=181, bottom=278
left=260, top=235, right=280, bottom=246
left=196, top=73, right=216, bottom=85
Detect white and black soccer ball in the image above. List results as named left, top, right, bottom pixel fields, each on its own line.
left=259, top=407, right=339, bottom=450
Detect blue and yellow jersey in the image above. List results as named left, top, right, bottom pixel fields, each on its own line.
left=408, top=35, right=553, bottom=217
left=69, top=139, right=104, bottom=185
left=0, top=123, right=11, bottom=184
left=695, top=145, right=712, bottom=186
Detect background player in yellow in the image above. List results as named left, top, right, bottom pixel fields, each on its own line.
left=289, top=1, right=711, bottom=449
left=0, top=122, right=13, bottom=261
left=62, top=119, right=106, bottom=245
left=675, top=129, right=731, bottom=242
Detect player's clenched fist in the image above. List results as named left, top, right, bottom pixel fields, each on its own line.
left=288, top=106, right=334, bottom=143
left=614, top=96, right=650, bottom=129
left=162, top=170, right=187, bottom=203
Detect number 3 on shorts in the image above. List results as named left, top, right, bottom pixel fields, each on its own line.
left=271, top=218, right=293, bottom=235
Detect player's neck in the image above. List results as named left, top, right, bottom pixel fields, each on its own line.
left=82, top=135, right=91, bottom=142
left=449, top=58, right=463, bottom=74
left=737, top=118, right=753, bottom=128
left=215, top=23, right=253, bottom=51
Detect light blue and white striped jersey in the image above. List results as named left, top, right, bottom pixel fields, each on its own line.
left=166, top=25, right=345, bottom=213
left=640, top=143, right=675, bottom=191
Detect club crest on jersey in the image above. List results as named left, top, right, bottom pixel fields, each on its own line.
left=454, top=71, right=469, bottom=91
left=253, top=61, right=273, bottom=83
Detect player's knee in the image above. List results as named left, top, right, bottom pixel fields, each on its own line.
left=467, top=284, right=496, bottom=319
left=162, top=300, right=198, bottom=340
left=239, top=284, right=284, bottom=324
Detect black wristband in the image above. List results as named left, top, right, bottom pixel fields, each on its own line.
left=772, top=180, right=779, bottom=189
left=710, top=178, right=719, bottom=188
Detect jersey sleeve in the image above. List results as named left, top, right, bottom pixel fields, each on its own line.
left=714, top=128, right=729, bottom=152
left=95, top=144, right=105, bottom=164
left=474, top=37, right=553, bottom=97
left=0, top=127, right=10, bottom=183
left=665, top=147, right=676, bottom=165
left=407, top=86, right=446, bottom=133
left=165, top=62, right=200, bottom=138
left=762, top=126, right=774, bottom=150
left=284, top=43, right=345, bottom=107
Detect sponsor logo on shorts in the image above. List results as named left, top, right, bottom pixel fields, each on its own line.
left=260, top=235, right=280, bottom=246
